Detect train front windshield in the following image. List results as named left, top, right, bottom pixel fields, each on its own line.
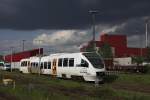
left=83, top=53, right=104, bottom=69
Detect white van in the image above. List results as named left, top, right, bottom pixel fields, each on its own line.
left=0, top=61, right=11, bottom=71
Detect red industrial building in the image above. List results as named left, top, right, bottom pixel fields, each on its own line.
left=4, top=48, right=43, bottom=69
left=4, top=48, right=43, bottom=62
left=80, top=33, right=148, bottom=58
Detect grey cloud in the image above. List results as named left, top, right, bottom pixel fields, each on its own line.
left=0, top=0, right=150, bottom=30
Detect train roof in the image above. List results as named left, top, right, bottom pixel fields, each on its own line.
left=49, top=52, right=83, bottom=56
left=40, top=56, right=49, bottom=61
left=49, top=52, right=98, bottom=56
left=20, top=58, right=30, bottom=61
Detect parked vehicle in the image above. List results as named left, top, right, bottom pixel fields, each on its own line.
left=0, top=61, right=11, bottom=71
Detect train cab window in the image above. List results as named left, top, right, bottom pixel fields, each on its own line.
left=58, top=58, right=63, bottom=67
left=48, top=62, right=51, bottom=69
left=63, top=58, right=68, bottom=67
left=81, top=59, right=89, bottom=67
left=40, top=62, right=43, bottom=69
left=44, top=62, right=47, bottom=69
left=69, top=58, right=74, bottom=67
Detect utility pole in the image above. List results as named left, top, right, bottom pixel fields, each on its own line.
left=35, top=40, right=43, bottom=76
left=140, top=36, right=143, bottom=57
left=146, top=21, right=148, bottom=48
left=22, top=40, right=26, bottom=51
left=10, top=47, right=14, bottom=72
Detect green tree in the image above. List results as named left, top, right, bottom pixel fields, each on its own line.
left=146, top=47, right=150, bottom=62
left=98, top=43, right=113, bottom=58
left=84, top=41, right=96, bottom=52
left=132, top=56, right=144, bottom=66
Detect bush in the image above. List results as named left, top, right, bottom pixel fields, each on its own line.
left=103, top=74, right=118, bottom=83
left=140, top=64, right=150, bottom=73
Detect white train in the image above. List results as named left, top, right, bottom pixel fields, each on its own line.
left=20, top=52, right=105, bottom=82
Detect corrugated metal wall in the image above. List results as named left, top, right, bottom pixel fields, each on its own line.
left=4, top=48, right=43, bottom=62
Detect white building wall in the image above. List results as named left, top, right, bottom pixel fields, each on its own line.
left=113, top=57, right=132, bottom=66
left=11, top=62, right=20, bottom=69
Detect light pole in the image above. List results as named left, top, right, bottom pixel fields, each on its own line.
left=89, top=10, right=99, bottom=51
left=22, top=40, right=26, bottom=51
left=145, top=19, right=149, bottom=48
left=89, top=10, right=99, bottom=41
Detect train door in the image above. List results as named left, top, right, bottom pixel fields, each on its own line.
left=52, top=59, right=57, bottom=76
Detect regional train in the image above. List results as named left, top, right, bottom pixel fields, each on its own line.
left=20, top=52, right=105, bottom=82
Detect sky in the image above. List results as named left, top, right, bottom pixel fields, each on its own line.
left=0, top=0, right=150, bottom=55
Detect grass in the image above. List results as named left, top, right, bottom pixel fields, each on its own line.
left=0, top=70, right=150, bottom=100
left=114, top=73, right=150, bottom=85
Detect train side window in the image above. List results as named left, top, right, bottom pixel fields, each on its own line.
left=63, top=58, right=68, bottom=67
left=23, top=62, right=25, bottom=66
left=31, top=63, right=34, bottom=67
left=28, top=61, right=30, bottom=66
left=44, top=62, right=47, bottom=69
left=25, top=61, right=27, bottom=66
left=21, top=62, right=23, bottom=66
left=58, top=58, right=63, bottom=67
left=31, top=63, right=33, bottom=67
left=40, top=62, right=43, bottom=69
left=24, top=61, right=26, bottom=66
left=81, top=59, right=89, bottom=67
left=48, top=62, right=51, bottom=69
left=33, top=63, right=35, bottom=67
left=23, top=61, right=25, bottom=66
left=36, top=63, right=38, bottom=67
left=69, top=58, right=74, bottom=67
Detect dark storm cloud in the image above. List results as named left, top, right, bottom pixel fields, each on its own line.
left=110, top=18, right=145, bottom=35
left=0, top=0, right=150, bottom=30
